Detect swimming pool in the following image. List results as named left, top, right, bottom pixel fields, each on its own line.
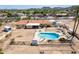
left=38, top=32, right=60, bottom=40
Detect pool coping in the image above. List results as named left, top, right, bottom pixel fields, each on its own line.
left=32, top=31, right=66, bottom=44
left=38, top=32, right=61, bottom=40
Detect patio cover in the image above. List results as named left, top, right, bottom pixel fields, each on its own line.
left=49, top=20, right=56, bottom=23
left=26, top=23, right=40, bottom=26
left=4, top=26, right=11, bottom=29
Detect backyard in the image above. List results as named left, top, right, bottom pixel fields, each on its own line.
left=0, top=19, right=78, bottom=54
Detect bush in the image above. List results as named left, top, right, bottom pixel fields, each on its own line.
left=40, top=24, right=51, bottom=28
left=59, top=38, right=71, bottom=43
left=0, top=22, right=2, bottom=27
left=0, top=51, right=4, bottom=54
left=59, top=38, right=66, bottom=43
left=15, top=17, right=21, bottom=22
left=0, top=48, right=4, bottom=54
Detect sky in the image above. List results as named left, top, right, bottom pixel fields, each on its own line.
left=0, top=5, right=72, bottom=9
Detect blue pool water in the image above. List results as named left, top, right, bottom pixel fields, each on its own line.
left=38, top=32, right=60, bottom=40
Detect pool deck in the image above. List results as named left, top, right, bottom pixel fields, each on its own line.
left=3, top=28, right=79, bottom=54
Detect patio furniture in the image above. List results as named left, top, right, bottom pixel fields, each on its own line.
left=71, top=51, right=76, bottom=54
left=59, top=35, right=71, bottom=43
left=47, top=40, right=52, bottom=42
left=40, top=51, right=44, bottom=54
left=31, top=40, right=38, bottom=46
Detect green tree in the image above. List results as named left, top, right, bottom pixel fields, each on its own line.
left=0, top=48, right=4, bottom=54
left=15, top=17, right=21, bottom=22
left=70, top=7, right=79, bottom=46
left=27, top=16, right=31, bottom=20
left=0, top=22, right=2, bottom=27
left=7, top=12, right=12, bottom=17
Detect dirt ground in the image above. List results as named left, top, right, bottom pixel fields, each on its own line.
left=0, top=20, right=79, bottom=54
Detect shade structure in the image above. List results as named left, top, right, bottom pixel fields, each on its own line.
left=49, top=20, right=56, bottom=23
left=56, top=21, right=65, bottom=26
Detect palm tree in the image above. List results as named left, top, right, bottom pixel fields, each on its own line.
left=70, top=8, right=79, bottom=45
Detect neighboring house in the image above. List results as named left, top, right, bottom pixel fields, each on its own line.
left=16, top=13, right=27, bottom=19
left=0, top=13, right=7, bottom=20
left=55, top=13, right=68, bottom=17
left=33, top=14, right=44, bottom=17
left=47, top=16, right=54, bottom=20
left=30, top=14, right=43, bottom=20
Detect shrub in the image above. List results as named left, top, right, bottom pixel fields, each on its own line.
left=59, top=38, right=66, bottom=43
left=0, top=48, right=4, bottom=54
left=0, top=22, right=2, bottom=27
left=15, top=17, right=21, bottom=22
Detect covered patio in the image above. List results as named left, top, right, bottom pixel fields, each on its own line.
left=26, top=23, right=41, bottom=29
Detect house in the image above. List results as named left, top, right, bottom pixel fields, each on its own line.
left=47, top=16, right=54, bottom=20
left=16, top=13, right=27, bottom=19
left=15, top=20, right=50, bottom=29
left=0, top=13, right=7, bottom=20
left=15, top=20, right=29, bottom=29
left=55, top=13, right=68, bottom=17
left=28, top=20, right=49, bottom=24
left=27, top=20, right=50, bottom=28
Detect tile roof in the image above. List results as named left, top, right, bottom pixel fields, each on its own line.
left=16, top=20, right=49, bottom=25
left=29, top=20, right=49, bottom=24
left=16, top=20, right=29, bottom=25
